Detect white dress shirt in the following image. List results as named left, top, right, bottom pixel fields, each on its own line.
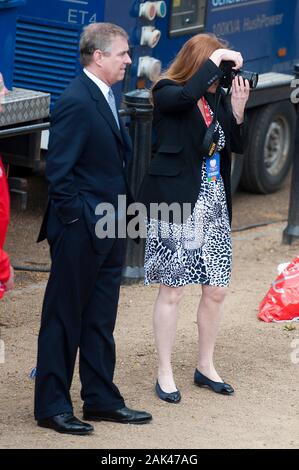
left=83, top=68, right=110, bottom=104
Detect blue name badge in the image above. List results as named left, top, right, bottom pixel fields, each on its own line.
left=206, top=152, right=220, bottom=182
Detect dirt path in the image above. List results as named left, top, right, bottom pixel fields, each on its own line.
left=0, top=176, right=298, bottom=449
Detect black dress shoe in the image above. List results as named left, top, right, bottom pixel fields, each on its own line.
left=83, top=406, right=152, bottom=424
left=38, top=412, right=94, bottom=435
left=194, top=369, right=234, bottom=395
left=155, top=381, right=181, bottom=403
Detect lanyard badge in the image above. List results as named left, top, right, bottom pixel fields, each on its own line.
left=206, top=152, right=220, bottom=182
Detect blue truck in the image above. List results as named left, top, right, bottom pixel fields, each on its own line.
left=0, top=0, right=299, bottom=193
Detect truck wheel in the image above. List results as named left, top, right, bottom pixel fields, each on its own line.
left=241, top=102, right=296, bottom=193
left=231, top=152, right=243, bottom=194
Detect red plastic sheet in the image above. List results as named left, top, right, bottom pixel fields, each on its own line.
left=258, top=255, right=299, bottom=322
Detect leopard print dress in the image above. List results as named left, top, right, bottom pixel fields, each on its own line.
left=144, top=106, right=232, bottom=288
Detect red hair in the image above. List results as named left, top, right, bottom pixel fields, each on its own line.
left=158, top=33, right=228, bottom=85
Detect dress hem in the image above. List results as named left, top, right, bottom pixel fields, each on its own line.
left=144, top=279, right=230, bottom=288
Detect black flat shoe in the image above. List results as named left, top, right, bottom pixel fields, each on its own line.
left=194, top=369, right=234, bottom=395
left=38, top=412, right=94, bottom=435
left=83, top=406, right=152, bottom=424
left=155, top=381, right=181, bottom=403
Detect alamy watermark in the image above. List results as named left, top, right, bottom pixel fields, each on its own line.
left=0, top=325, right=4, bottom=363
left=290, top=338, right=299, bottom=364
left=0, top=339, right=5, bottom=364
left=94, top=195, right=194, bottom=241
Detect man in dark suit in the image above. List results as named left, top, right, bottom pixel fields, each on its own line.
left=34, top=22, right=152, bottom=435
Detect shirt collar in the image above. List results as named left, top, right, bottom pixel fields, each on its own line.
left=83, top=68, right=110, bottom=102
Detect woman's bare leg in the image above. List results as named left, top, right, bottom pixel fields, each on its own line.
left=153, top=284, right=184, bottom=392
left=196, top=284, right=228, bottom=382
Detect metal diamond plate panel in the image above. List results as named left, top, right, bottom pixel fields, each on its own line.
left=0, top=88, right=50, bottom=127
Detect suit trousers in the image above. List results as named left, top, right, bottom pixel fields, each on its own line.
left=34, top=215, right=126, bottom=420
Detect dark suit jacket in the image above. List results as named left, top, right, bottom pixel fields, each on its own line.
left=38, top=72, right=133, bottom=253
left=138, top=59, right=246, bottom=224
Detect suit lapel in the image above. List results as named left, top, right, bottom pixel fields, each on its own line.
left=80, top=72, right=123, bottom=144
left=95, top=95, right=123, bottom=143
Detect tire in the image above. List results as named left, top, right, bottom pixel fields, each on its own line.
left=231, top=152, right=243, bottom=194
left=241, top=101, right=296, bottom=193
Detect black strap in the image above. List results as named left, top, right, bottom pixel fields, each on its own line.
left=202, top=89, right=222, bottom=158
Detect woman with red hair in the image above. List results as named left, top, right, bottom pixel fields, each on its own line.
left=139, top=34, right=250, bottom=402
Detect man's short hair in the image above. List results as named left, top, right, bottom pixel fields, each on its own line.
left=80, top=22, right=128, bottom=67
